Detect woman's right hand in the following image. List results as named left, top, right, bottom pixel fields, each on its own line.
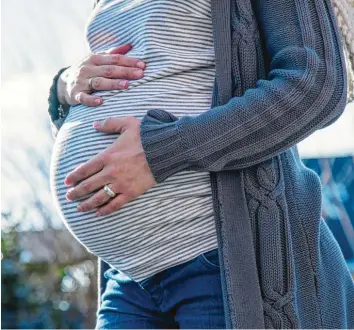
left=57, top=43, right=146, bottom=107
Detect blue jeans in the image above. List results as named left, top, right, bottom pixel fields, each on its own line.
left=96, top=248, right=226, bottom=329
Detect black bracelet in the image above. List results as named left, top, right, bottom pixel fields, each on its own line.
left=48, top=67, right=70, bottom=122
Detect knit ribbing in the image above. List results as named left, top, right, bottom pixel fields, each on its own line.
left=140, top=0, right=347, bottom=184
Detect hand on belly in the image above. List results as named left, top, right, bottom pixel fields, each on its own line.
left=64, top=116, right=157, bottom=217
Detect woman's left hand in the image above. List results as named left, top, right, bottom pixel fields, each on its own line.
left=64, top=116, right=157, bottom=216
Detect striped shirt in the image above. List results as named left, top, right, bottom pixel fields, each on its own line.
left=49, top=0, right=218, bottom=282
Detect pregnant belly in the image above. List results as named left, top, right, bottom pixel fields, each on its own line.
left=49, top=100, right=215, bottom=271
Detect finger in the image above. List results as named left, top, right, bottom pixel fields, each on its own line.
left=74, top=91, right=103, bottom=107
left=106, top=43, right=132, bottom=55
left=93, top=116, right=133, bottom=134
left=86, top=76, right=131, bottom=91
left=87, top=53, right=146, bottom=70
left=76, top=189, right=112, bottom=212
left=97, top=54, right=145, bottom=69
left=86, top=54, right=123, bottom=66
left=95, top=193, right=130, bottom=217
left=64, top=155, right=105, bottom=187
left=92, top=65, right=144, bottom=80
left=66, top=169, right=111, bottom=201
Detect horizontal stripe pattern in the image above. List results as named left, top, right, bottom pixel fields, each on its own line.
left=50, top=0, right=218, bottom=282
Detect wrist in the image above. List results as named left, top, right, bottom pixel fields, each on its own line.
left=140, top=109, right=190, bottom=183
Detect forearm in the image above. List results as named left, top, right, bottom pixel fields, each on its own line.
left=140, top=0, right=347, bottom=184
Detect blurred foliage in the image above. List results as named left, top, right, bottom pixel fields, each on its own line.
left=1, top=123, right=99, bottom=329
left=1, top=212, right=97, bottom=329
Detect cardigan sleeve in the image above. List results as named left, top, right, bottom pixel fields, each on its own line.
left=139, top=0, right=348, bottom=184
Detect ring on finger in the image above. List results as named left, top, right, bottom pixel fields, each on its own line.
left=103, top=184, right=117, bottom=198
left=88, top=77, right=97, bottom=92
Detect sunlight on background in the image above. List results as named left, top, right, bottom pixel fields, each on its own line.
left=2, top=0, right=92, bottom=229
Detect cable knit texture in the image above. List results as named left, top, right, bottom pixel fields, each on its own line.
left=137, top=0, right=354, bottom=328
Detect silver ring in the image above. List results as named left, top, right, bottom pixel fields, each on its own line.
left=88, top=77, right=96, bottom=92
left=103, top=184, right=117, bottom=198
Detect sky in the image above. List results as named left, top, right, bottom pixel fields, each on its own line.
left=1, top=0, right=92, bottom=229
left=1, top=0, right=353, bottom=229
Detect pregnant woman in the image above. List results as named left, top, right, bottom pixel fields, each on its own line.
left=51, top=0, right=218, bottom=282
left=50, top=0, right=224, bottom=328
left=48, top=0, right=354, bottom=328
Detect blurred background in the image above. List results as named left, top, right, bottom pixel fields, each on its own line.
left=1, top=0, right=354, bottom=329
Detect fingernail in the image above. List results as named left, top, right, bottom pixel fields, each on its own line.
left=95, top=98, right=102, bottom=105
left=77, top=205, right=83, bottom=212
left=134, top=69, right=143, bottom=78
left=95, top=211, right=101, bottom=216
left=119, top=80, right=128, bottom=88
left=93, top=121, right=101, bottom=128
left=136, top=61, right=145, bottom=69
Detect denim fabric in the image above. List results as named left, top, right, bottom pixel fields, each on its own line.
left=96, top=248, right=226, bottom=329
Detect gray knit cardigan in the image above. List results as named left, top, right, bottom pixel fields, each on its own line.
left=51, top=0, right=354, bottom=328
